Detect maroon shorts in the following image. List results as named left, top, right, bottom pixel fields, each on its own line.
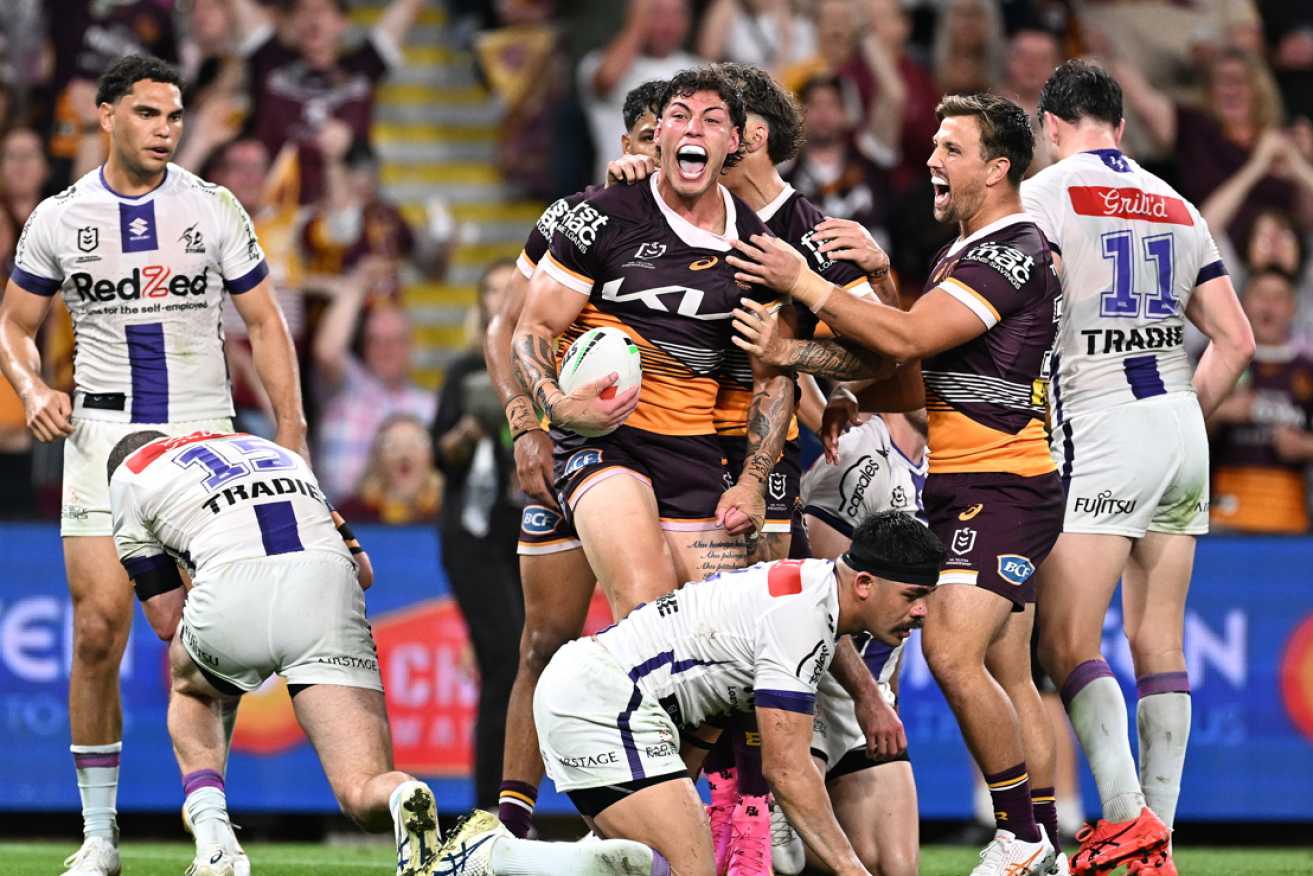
left=517, top=504, right=582, bottom=556
left=719, top=436, right=801, bottom=534
left=552, top=425, right=729, bottom=531
left=923, top=471, right=1063, bottom=610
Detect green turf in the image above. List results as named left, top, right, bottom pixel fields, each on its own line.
left=3, top=842, right=1311, bottom=875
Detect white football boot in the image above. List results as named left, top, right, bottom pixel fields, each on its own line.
left=394, top=780, right=441, bottom=876
left=186, top=844, right=238, bottom=876
left=183, top=802, right=249, bottom=876
left=769, top=798, right=805, bottom=875
left=61, top=837, right=121, bottom=876
left=431, top=810, right=512, bottom=876
left=970, top=825, right=1056, bottom=876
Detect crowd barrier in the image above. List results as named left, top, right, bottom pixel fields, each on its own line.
left=2, top=523, right=1311, bottom=820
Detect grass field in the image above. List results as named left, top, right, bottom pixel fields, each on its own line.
left=4, top=842, right=1312, bottom=875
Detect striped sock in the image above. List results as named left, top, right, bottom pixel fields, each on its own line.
left=1136, top=672, right=1191, bottom=830
left=72, top=743, right=121, bottom=842
left=182, top=770, right=231, bottom=848
left=498, top=781, right=538, bottom=839
left=1064, top=661, right=1144, bottom=824
left=1032, top=785, right=1061, bottom=854
left=984, top=763, right=1041, bottom=842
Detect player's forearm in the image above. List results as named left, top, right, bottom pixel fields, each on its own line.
left=1193, top=339, right=1255, bottom=419
left=796, top=276, right=922, bottom=361
left=247, top=315, right=308, bottom=446
left=1201, top=159, right=1266, bottom=235
left=487, top=277, right=541, bottom=438
left=762, top=747, right=867, bottom=876
left=776, top=337, right=893, bottom=381
left=829, top=636, right=880, bottom=702
left=741, top=371, right=794, bottom=490
left=511, top=327, right=563, bottom=419
left=854, top=362, right=925, bottom=412
left=592, top=24, right=645, bottom=96
left=0, top=315, right=47, bottom=400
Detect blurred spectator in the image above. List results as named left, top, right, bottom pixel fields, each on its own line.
left=782, top=76, right=892, bottom=250
left=578, top=0, right=698, bottom=184
left=0, top=127, right=49, bottom=273
left=994, top=28, right=1064, bottom=177
left=44, top=0, right=179, bottom=189
left=312, top=261, right=436, bottom=502
left=1208, top=269, right=1313, bottom=533
left=432, top=259, right=524, bottom=811
left=336, top=413, right=442, bottom=524
left=1265, top=6, right=1313, bottom=125
left=932, top=0, right=1006, bottom=96
left=302, top=119, right=417, bottom=299
left=863, top=0, right=941, bottom=196
left=204, top=136, right=310, bottom=437
left=232, top=0, right=428, bottom=203
left=696, top=0, right=817, bottom=78
left=1114, top=47, right=1298, bottom=245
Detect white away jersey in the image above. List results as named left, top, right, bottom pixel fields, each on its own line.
left=111, top=432, right=351, bottom=581
left=1021, top=149, right=1227, bottom=423
left=11, top=164, right=269, bottom=423
left=801, top=415, right=929, bottom=534
left=595, top=559, right=840, bottom=727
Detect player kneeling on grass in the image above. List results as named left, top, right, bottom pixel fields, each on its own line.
left=432, top=510, right=943, bottom=876
left=107, top=430, right=441, bottom=876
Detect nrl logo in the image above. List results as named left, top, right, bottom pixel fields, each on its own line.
left=77, top=227, right=99, bottom=252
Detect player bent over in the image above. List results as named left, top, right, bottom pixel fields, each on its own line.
left=430, top=511, right=942, bottom=876
left=107, top=431, right=439, bottom=876
left=1023, top=61, right=1254, bottom=876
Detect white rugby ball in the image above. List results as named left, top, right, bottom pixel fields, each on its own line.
left=558, top=327, right=642, bottom=437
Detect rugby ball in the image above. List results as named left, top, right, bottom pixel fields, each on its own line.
left=558, top=327, right=642, bottom=437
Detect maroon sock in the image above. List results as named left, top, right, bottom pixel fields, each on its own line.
left=1031, top=785, right=1061, bottom=854
left=703, top=731, right=735, bottom=778
left=497, top=780, right=537, bottom=839
left=730, top=712, right=769, bottom=798
left=984, top=763, right=1041, bottom=843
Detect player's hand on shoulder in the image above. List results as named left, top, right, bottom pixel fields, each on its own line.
left=605, top=154, right=656, bottom=187
left=811, top=218, right=890, bottom=279
left=22, top=383, right=74, bottom=443
left=731, top=298, right=789, bottom=366
left=715, top=481, right=765, bottom=536
left=514, top=429, right=560, bottom=509
left=552, top=372, right=640, bottom=434
left=820, top=386, right=861, bottom=464
left=728, top=234, right=806, bottom=296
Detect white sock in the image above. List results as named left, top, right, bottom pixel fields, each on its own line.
left=490, top=835, right=667, bottom=876
left=185, top=787, right=234, bottom=848
left=1067, top=677, right=1144, bottom=823
left=72, top=743, right=121, bottom=842
left=1057, top=795, right=1085, bottom=836
left=1137, top=692, right=1190, bottom=830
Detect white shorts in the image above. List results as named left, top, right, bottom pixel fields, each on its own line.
left=179, top=551, right=382, bottom=694
left=811, top=671, right=898, bottom=771
left=62, top=416, right=234, bottom=536
left=1051, top=392, right=1209, bottom=537
left=534, top=637, right=686, bottom=792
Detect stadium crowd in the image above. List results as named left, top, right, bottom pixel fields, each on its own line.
left=0, top=1, right=1309, bottom=876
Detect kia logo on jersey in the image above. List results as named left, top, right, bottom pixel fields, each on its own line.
left=119, top=201, right=159, bottom=253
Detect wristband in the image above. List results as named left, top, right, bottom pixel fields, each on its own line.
left=793, top=269, right=835, bottom=314
left=512, top=427, right=540, bottom=443
left=809, top=286, right=833, bottom=314
left=869, top=264, right=890, bottom=280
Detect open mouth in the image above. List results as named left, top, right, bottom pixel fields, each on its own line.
left=148, top=146, right=171, bottom=160
left=931, top=174, right=950, bottom=207
left=676, top=145, right=708, bottom=181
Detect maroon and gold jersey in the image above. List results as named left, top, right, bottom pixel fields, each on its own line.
left=713, top=185, right=874, bottom=438
left=921, top=215, right=1060, bottom=476
left=516, top=185, right=604, bottom=280
left=1211, top=346, right=1313, bottom=533
left=542, top=174, right=779, bottom=437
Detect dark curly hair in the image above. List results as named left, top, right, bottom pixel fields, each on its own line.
left=936, top=93, right=1034, bottom=187
left=106, top=431, right=167, bottom=484
left=658, top=67, right=748, bottom=169
left=623, top=80, right=667, bottom=132
left=715, top=63, right=805, bottom=166
left=95, top=55, right=184, bottom=107
left=851, top=511, right=945, bottom=568
left=1037, top=60, right=1123, bottom=129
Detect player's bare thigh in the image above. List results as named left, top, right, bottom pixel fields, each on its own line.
left=664, top=527, right=746, bottom=585
left=822, top=760, right=919, bottom=876
left=592, top=776, right=716, bottom=876
left=64, top=536, right=135, bottom=741
left=1034, top=532, right=1134, bottom=684
left=1121, top=530, right=1195, bottom=677
left=573, top=473, right=682, bottom=617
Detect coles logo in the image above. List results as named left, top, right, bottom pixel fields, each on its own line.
left=1068, top=186, right=1193, bottom=226
left=1279, top=610, right=1313, bottom=743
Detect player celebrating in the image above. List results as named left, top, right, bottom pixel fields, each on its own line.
left=485, top=80, right=663, bottom=840
left=431, top=510, right=943, bottom=876
left=106, top=430, right=436, bottom=876
left=732, top=94, right=1064, bottom=876
left=0, top=56, right=305, bottom=876
left=511, top=69, right=794, bottom=624
left=1022, top=61, right=1253, bottom=876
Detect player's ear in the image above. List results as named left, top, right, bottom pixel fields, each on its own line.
left=621, top=133, right=632, bottom=154
left=1114, top=119, right=1126, bottom=146
left=987, top=156, right=1010, bottom=187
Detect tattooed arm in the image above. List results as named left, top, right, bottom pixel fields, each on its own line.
left=511, top=270, right=639, bottom=434
left=738, top=329, right=895, bottom=380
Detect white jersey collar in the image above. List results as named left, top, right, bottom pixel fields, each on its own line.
left=755, top=183, right=796, bottom=224
left=97, top=164, right=174, bottom=202
left=945, top=211, right=1032, bottom=258
left=650, top=172, right=740, bottom=251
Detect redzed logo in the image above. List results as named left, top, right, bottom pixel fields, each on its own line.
left=1068, top=186, right=1193, bottom=226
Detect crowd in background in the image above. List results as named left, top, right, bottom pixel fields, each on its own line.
left=0, top=0, right=1312, bottom=535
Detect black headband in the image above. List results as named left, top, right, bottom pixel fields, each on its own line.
left=842, top=544, right=941, bottom=587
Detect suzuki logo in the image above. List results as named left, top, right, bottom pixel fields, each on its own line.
left=129, top=217, right=149, bottom=238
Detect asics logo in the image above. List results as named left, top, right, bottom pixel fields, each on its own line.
left=959, top=503, right=983, bottom=521
left=1002, top=847, right=1042, bottom=876
left=690, top=257, right=718, bottom=270
left=210, top=851, right=224, bottom=864
left=436, top=835, right=495, bottom=876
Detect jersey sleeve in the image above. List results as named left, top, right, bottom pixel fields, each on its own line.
left=214, top=187, right=270, bottom=294
left=9, top=202, right=63, bottom=296
left=752, top=562, right=836, bottom=714
left=110, top=475, right=169, bottom=577
left=541, top=198, right=616, bottom=295
left=937, top=239, right=1042, bottom=329
left=1020, top=174, right=1064, bottom=256
left=800, top=421, right=894, bottom=537
left=1191, top=208, right=1229, bottom=288
left=520, top=195, right=579, bottom=278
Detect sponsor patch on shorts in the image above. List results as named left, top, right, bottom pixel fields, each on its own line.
left=997, top=554, right=1035, bottom=586
left=521, top=505, right=564, bottom=535
left=564, top=449, right=602, bottom=476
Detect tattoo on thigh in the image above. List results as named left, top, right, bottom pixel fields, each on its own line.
left=688, top=536, right=747, bottom=579
left=746, top=532, right=788, bottom=565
